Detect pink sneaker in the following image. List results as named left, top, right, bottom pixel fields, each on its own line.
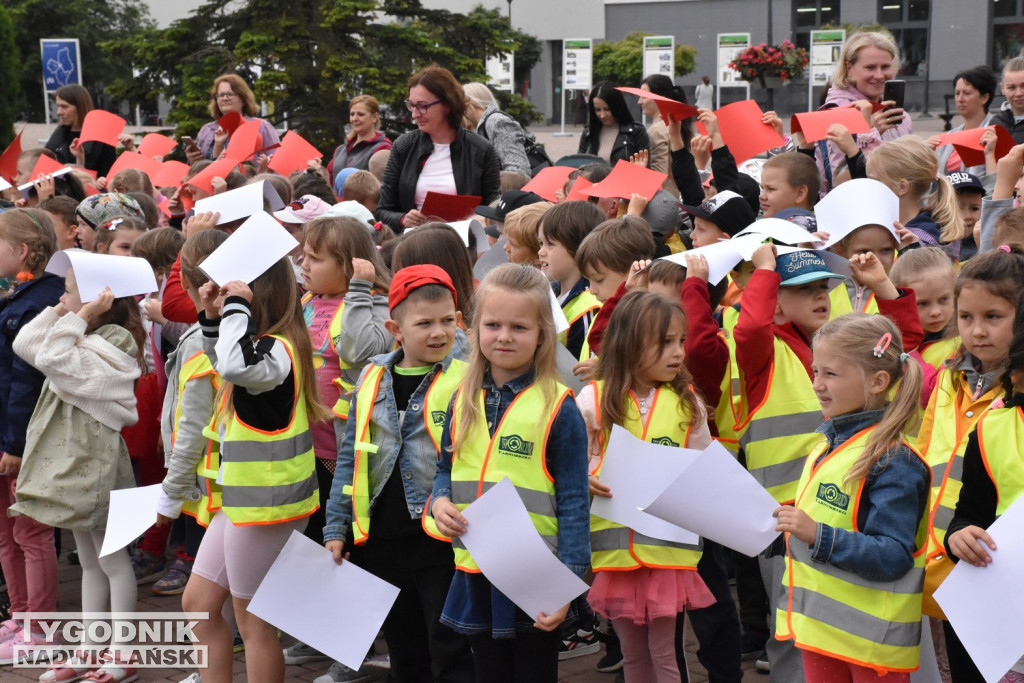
left=0, top=629, right=47, bottom=665
left=0, top=619, right=21, bottom=643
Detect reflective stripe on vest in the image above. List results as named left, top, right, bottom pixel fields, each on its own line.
left=777, top=428, right=926, bottom=673
left=344, top=360, right=467, bottom=545
left=715, top=306, right=744, bottom=454
left=589, top=380, right=702, bottom=571
left=449, top=383, right=569, bottom=572
left=737, top=337, right=824, bottom=504
left=558, top=290, right=601, bottom=360
left=829, top=284, right=878, bottom=319
left=218, top=334, right=319, bottom=525
left=302, top=292, right=357, bottom=419
left=918, top=337, right=961, bottom=372
left=976, top=407, right=1024, bottom=517
left=175, top=351, right=222, bottom=527
left=918, top=369, right=1001, bottom=558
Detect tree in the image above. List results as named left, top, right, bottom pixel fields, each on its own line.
left=593, top=32, right=697, bottom=86
left=6, top=0, right=155, bottom=120
left=103, top=0, right=543, bottom=151
left=0, top=5, right=20, bottom=147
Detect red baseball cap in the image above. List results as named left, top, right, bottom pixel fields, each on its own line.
left=388, top=264, right=458, bottom=314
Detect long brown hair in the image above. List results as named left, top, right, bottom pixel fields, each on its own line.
left=216, top=257, right=332, bottom=424
left=54, top=85, right=93, bottom=129
left=391, top=223, right=475, bottom=316
left=303, top=216, right=391, bottom=293
left=950, top=244, right=1024, bottom=367
left=812, top=314, right=922, bottom=484
left=452, top=264, right=560, bottom=453
left=208, top=74, right=259, bottom=118
left=595, top=291, right=699, bottom=438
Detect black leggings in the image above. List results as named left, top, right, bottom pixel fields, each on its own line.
left=467, top=629, right=560, bottom=683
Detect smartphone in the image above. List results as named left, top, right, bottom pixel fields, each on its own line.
left=180, top=135, right=196, bottom=148
left=883, top=80, right=905, bottom=111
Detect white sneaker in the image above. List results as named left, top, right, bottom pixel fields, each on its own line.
left=179, top=674, right=202, bottom=683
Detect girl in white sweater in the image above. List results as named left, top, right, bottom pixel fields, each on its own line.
left=12, top=266, right=145, bottom=683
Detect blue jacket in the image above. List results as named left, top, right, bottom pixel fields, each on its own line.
left=0, top=273, right=65, bottom=457
left=324, top=347, right=459, bottom=543
left=432, top=369, right=590, bottom=636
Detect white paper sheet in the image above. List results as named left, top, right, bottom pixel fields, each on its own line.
left=934, top=494, right=1024, bottom=682
left=910, top=617, right=942, bottom=683
left=555, top=343, right=586, bottom=395
left=473, top=235, right=510, bottom=280
left=99, top=485, right=162, bottom=557
left=549, top=287, right=570, bottom=334
left=198, top=212, right=300, bottom=285
left=642, top=441, right=781, bottom=556
left=459, top=477, right=589, bottom=619
left=17, top=166, right=73, bottom=191
left=446, top=219, right=490, bottom=254
left=658, top=239, right=743, bottom=285
left=247, top=531, right=400, bottom=671
left=0, top=176, right=11, bottom=192
left=735, top=217, right=819, bottom=246
left=45, top=250, right=158, bottom=302
left=591, top=425, right=699, bottom=544
left=194, top=181, right=283, bottom=225
left=814, top=178, right=900, bottom=247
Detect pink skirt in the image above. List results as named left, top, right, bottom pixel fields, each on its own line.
left=589, top=566, right=716, bottom=625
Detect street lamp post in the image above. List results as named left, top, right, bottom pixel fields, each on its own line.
left=507, top=0, right=512, bottom=23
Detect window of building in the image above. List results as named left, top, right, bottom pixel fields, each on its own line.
left=878, top=0, right=930, bottom=77
left=792, top=0, right=841, bottom=51
left=994, top=0, right=1024, bottom=69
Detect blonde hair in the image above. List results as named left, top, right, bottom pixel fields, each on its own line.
left=813, top=314, right=922, bottom=484
left=208, top=74, right=259, bottom=119
left=347, top=95, right=381, bottom=142
left=833, top=31, right=901, bottom=90
left=867, top=137, right=964, bottom=244
left=452, top=264, right=560, bottom=453
left=890, top=246, right=955, bottom=289
left=0, top=209, right=57, bottom=276
left=303, top=216, right=391, bottom=293
left=503, top=202, right=552, bottom=265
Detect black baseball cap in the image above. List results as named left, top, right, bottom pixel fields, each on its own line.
left=475, top=190, right=544, bottom=223
left=680, top=190, right=756, bottom=237
left=947, top=171, right=984, bottom=194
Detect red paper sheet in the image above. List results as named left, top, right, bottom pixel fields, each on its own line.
left=937, top=125, right=1016, bottom=168
left=151, top=160, right=190, bottom=188
left=791, top=107, right=872, bottom=143
left=107, top=151, right=163, bottom=181
left=579, top=159, right=666, bottom=201
left=565, top=176, right=594, bottom=202
left=137, top=133, right=178, bottom=158
left=521, top=166, right=574, bottom=202
left=420, top=192, right=483, bottom=222
left=695, top=100, right=785, bottom=164
left=78, top=110, right=126, bottom=147
left=267, top=131, right=322, bottom=177
left=217, top=112, right=244, bottom=137
left=0, top=130, right=23, bottom=183
left=184, top=158, right=241, bottom=195
left=28, top=154, right=68, bottom=181
left=616, top=87, right=700, bottom=125
left=225, top=120, right=263, bottom=161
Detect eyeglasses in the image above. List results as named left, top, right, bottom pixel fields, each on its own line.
left=216, top=92, right=238, bottom=100
left=404, top=99, right=443, bottom=115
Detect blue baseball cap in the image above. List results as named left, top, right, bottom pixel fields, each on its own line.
left=776, top=251, right=845, bottom=286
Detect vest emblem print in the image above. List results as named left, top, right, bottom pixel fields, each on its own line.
left=650, top=436, right=679, bottom=447
left=498, top=434, right=535, bottom=459
left=815, top=482, right=850, bottom=513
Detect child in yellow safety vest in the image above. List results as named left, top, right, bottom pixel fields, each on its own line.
left=188, top=255, right=332, bottom=683
left=583, top=291, right=715, bottom=683
left=429, top=264, right=590, bottom=683
left=773, top=314, right=929, bottom=681
left=890, top=247, right=960, bottom=374
left=946, top=293, right=1024, bottom=683
left=323, top=264, right=474, bottom=682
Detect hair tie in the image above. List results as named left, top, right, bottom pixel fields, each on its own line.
left=373, top=221, right=383, bottom=233
left=899, top=352, right=910, bottom=364
left=105, top=218, right=124, bottom=231
left=999, top=244, right=1012, bottom=253
left=872, top=332, right=893, bottom=358
left=15, top=271, right=34, bottom=283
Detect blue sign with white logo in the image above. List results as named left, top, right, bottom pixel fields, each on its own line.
left=40, top=39, right=81, bottom=92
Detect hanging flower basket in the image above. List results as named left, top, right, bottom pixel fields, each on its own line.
left=729, top=41, right=809, bottom=85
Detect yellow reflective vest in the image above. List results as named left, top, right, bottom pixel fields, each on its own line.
left=976, top=406, right=1024, bottom=517
left=777, top=427, right=927, bottom=674
left=918, top=368, right=1002, bottom=559
left=218, top=334, right=319, bottom=525
left=829, top=283, right=879, bottom=318
left=589, top=380, right=702, bottom=571
left=558, top=289, right=601, bottom=360
left=302, top=292, right=359, bottom=419
left=715, top=305, right=744, bottom=455
left=736, top=337, right=825, bottom=504
left=175, top=350, right=222, bottom=527
left=449, top=381, right=572, bottom=572
left=345, top=358, right=466, bottom=545
left=918, top=337, right=961, bottom=373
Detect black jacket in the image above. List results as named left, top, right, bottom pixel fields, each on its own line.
left=45, top=125, right=116, bottom=178
left=376, top=127, right=501, bottom=232
left=990, top=108, right=1024, bottom=144
left=577, top=122, right=650, bottom=165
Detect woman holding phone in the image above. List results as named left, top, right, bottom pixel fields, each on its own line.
left=815, top=31, right=912, bottom=194
left=187, top=74, right=280, bottom=162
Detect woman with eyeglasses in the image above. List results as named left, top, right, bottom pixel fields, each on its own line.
left=45, top=84, right=117, bottom=177
left=577, top=81, right=650, bottom=166
left=327, top=95, right=393, bottom=186
left=377, top=65, right=501, bottom=233
left=188, top=74, right=281, bottom=163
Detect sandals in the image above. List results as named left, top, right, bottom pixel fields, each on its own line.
left=37, top=650, right=100, bottom=683
left=79, top=651, right=137, bottom=683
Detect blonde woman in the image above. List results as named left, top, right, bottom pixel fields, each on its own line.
left=463, top=82, right=532, bottom=175
left=328, top=95, right=393, bottom=185
left=191, top=74, right=280, bottom=162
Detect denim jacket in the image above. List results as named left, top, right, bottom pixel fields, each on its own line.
left=805, top=410, right=931, bottom=582
left=323, top=347, right=458, bottom=543
left=432, top=370, right=590, bottom=636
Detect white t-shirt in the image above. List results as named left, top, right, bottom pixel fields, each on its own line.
left=414, top=143, right=458, bottom=210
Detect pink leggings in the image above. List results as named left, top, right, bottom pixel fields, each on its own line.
left=612, top=617, right=680, bottom=683
left=802, top=650, right=911, bottom=683
left=0, top=477, right=57, bottom=618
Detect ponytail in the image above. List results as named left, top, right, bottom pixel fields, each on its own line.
left=1001, top=292, right=1024, bottom=406
left=925, top=175, right=965, bottom=244
left=854, top=350, right=922, bottom=483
